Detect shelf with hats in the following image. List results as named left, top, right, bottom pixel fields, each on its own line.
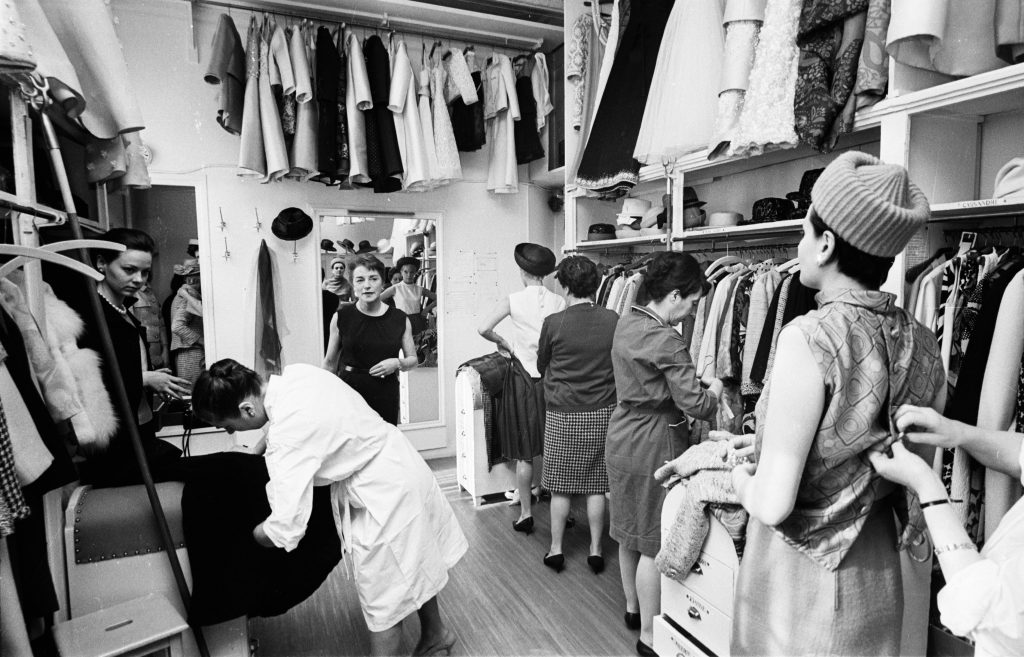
left=673, top=218, right=804, bottom=243
left=572, top=234, right=670, bottom=252
left=928, top=199, right=1024, bottom=222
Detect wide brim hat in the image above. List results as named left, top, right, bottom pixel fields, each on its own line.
left=395, top=256, right=420, bottom=270
left=682, top=186, right=706, bottom=209
left=338, top=239, right=355, bottom=253
left=514, top=242, right=556, bottom=276
left=356, top=240, right=377, bottom=253
left=377, top=238, right=393, bottom=254
left=173, top=258, right=200, bottom=276
left=320, top=239, right=337, bottom=252
left=619, top=197, right=652, bottom=219
left=586, top=223, right=616, bottom=241
left=271, top=207, right=313, bottom=241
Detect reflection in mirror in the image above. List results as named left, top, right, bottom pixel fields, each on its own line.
left=317, top=213, right=441, bottom=427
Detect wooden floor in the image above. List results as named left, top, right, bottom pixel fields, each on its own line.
left=249, top=459, right=637, bottom=657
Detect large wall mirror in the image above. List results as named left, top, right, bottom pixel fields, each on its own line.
left=314, top=210, right=442, bottom=427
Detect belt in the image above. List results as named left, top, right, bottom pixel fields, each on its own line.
left=340, top=364, right=370, bottom=373
left=619, top=401, right=680, bottom=417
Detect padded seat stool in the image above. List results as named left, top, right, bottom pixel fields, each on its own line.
left=53, top=594, right=188, bottom=657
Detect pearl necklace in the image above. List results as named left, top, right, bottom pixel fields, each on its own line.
left=97, top=289, right=128, bottom=316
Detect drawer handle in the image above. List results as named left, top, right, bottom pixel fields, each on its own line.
left=687, top=606, right=702, bottom=621
left=690, top=563, right=703, bottom=575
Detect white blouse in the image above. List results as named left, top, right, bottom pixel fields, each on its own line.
left=937, top=441, right=1024, bottom=657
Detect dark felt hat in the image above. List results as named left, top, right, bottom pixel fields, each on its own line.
left=750, top=197, right=795, bottom=224
left=271, top=208, right=313, bottom=241
left=395, top=256, right=420, bottom=270
left=586, top=223, right=616, bottom=240
left=320, top=239, right=336, bottom=252
left=338, top=239, right=356, bottom=253
left=356, top=240, right=377, bottom=253
left=682, top=186, right=706, bottom=209
left=514, top=243, right=556, bottom=277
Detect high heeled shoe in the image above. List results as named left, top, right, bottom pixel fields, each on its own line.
left=624, top=611, right=641, bottom=630
left=636, top=639, right=657, bottom=657
left=412, top=629, right=457, bottom=656
left=512, top=516, right=534, bottom=534
left=543, top=553, right=565, bottom=573
left=587, top=555, right=605, bottom=574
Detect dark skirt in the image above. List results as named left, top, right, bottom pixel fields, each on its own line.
left=514, top=75, right=544, bottom=164
left=574, top=0, right=675, bottom=195
left=541, top=406, right=612, bottom=495
left=497, top=374, right=545, bottom=461
left=452, top=71, right=485, bottom=151
left=731, top=501, right=902, bottom=656
left=340, top=369, right=400, bottom=426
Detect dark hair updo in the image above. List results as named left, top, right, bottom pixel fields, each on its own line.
left=349, top=254, right=387, bottom=278
left=808, top=209, right=895, bottom=289
left=94, top=228, right=156, bottom=268
left=641, top=252, right=710, bottom=302
left=556, top=255, right=601, bottom=299
left=192, top=359, right=263, bottom=421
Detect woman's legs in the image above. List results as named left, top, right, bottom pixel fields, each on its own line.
left=368, top=625, right=403, bottom=656
left=413, top=596, right=456, bottom=656
left=619, top=545, right=640, bottom=614
left=548, top=493, right=571, bottom=555
left=637, top=554, right=661, bottom=648
left=586, top=494, right=605, bottom=556
left=517, top=459, right=533, bottom=521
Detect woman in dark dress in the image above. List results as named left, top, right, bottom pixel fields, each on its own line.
left=323, top=254, right=417, bottom=424
left=73, top=228, right=191, bottom=486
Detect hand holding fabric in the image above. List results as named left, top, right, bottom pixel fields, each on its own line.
left=867, top=441, right=940, bottom=494
left=894, top=404, right=965, bottom=450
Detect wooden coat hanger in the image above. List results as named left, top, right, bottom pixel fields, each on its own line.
left=705, top=255, right=743, bottom=277
left=776, top=257, right=800, bottom=273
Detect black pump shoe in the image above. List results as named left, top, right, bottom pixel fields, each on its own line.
left=624, top=612, right=641, bottom=630
left=587, top=555, right=605, bottom=574
left=543, top=553, right=565, bottom=573
left=512, top=516, right=534, bottom=534
left=636, top=640, right=657, bottom=657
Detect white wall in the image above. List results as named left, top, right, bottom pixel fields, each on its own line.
left=112, top=0, right=559, bottom=456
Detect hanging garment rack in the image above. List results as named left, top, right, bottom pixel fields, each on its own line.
left=1, top=77, right=211, bottom=657
left=189, top=0, right=545, bottom=51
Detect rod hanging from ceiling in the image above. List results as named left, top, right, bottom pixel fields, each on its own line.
left=188, top=0, right=545, bottom=51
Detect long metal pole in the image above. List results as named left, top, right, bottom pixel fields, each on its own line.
left=38, top=113, right=210, bottom=657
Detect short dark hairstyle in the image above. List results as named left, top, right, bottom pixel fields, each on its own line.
left=395, top=256, right=420, bottom=271
left=192, top=358, right=263, bottom=421
left=808, top=210, right=894, bottom=289
left=642, top=252, right=710, bottom=302
left=556, top=255, right=600, bottom=299
left=349, top=254, right=386, bottom=278
left=94, top=228, right=156, bottom=267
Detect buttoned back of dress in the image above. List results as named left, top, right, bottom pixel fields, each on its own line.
left=754, top=289, right=946, bottom=570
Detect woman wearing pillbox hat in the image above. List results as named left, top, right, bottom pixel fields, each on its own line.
left=478, top=244, right=566, bottom=534
left=657, top=152, right=947, bottom=655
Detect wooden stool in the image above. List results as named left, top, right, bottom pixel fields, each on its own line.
left=52, top=594, right=188, bottom=657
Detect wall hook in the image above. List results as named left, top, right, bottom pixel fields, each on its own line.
left=218, top=206, right=226, bottom=230
left=292, top=241, right=299, bottom=262
left=222, top=236, right=231, bottom=260
left=254, top=207, right=263, bottom=231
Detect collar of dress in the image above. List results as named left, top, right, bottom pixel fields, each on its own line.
left=631, top=305, right=668, bottom=326
left=814, top=288, right=896, bottom=313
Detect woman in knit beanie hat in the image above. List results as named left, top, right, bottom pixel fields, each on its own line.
left=322, top=257, right=352, bottom=302
left=660, top=152, right=947, bottom=655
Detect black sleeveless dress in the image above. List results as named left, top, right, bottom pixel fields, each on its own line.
left=335, top=303, right=408, bottom=424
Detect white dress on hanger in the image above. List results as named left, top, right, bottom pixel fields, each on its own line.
left=634, top=0, right=726, bottom=164
left=346, top=30, right=372, bottom=185
left=238, top=17, right=265, bottom=178
left=485, top=54, right=520, bottom=194
left=388, top=40, right=430, bottom=191
left=258, top=26, right=289, bottom=182
left=287, top=24, right=317, bottom=180
left=431, top=65, right=462, bottom=183
left=416, top=68, right=443, bottom=191
left=531, top=52, right=554, bottom=131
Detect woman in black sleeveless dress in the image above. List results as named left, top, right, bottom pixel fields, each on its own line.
left=323, top=254, right=418, bottom=424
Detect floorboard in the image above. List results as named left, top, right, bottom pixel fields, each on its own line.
left=249, top=459, right=637, bottom=656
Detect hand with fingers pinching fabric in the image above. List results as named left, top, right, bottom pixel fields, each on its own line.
left=893, top=404, right=968, bottom=450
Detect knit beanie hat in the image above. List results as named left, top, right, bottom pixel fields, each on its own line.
left=811, top=151, right=930, bottom=258
left=329, top=257, right=345, bottom=269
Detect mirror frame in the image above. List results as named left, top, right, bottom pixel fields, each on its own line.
left=310, top=207, right=446, bottom=432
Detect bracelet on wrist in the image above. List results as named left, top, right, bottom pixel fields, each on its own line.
left=933, top=541, right=975, bottom=556
left=919, top=497, right=963, bottom=509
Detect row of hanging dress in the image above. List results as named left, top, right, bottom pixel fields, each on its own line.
left=907, top=243, right=1024, bottom=548
left=208, top=14, right=552, bottom=195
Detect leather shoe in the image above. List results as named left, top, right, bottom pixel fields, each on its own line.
left=512, top=516, right=534, bottom=535
left=636, top=640, right=657, bottom=657
left=587, top=555, right=605, bottom=574
left=624, top=611, right=641, bottom=630
left=543, top=553, right=565, bottom=573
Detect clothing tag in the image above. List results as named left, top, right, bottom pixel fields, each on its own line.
left=957, top=231, right=977, bottom=256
